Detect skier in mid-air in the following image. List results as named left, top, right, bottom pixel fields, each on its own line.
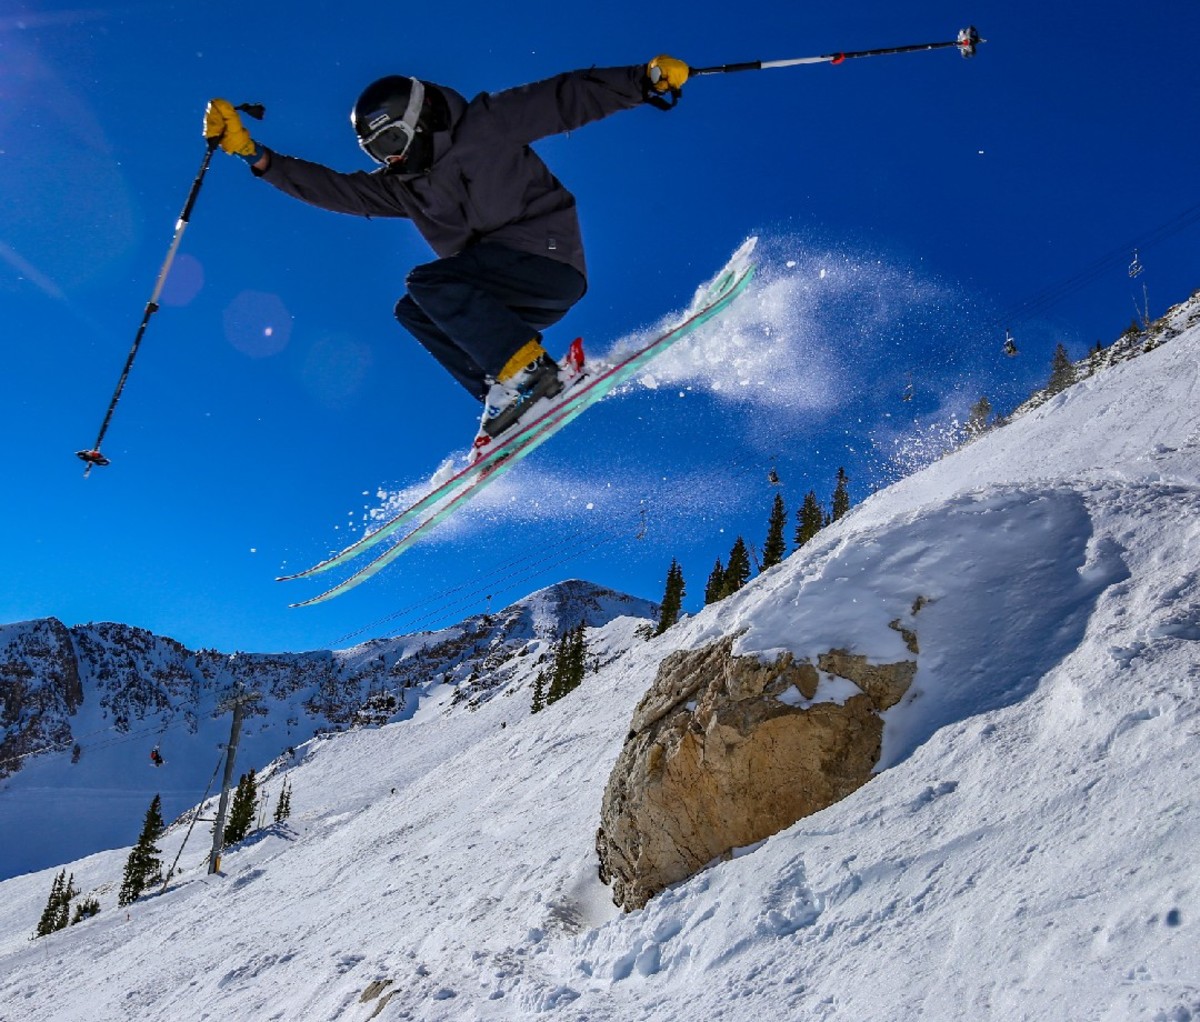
left=204, top=57, right=690, bottom=455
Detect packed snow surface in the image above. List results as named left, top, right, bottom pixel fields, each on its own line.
left=1, top=289, right=1197, bottom=1019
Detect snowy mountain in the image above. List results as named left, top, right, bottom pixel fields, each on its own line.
left=0, top=579, right=657, bottom=880
left=1, top=293, right=1198, bottom=1020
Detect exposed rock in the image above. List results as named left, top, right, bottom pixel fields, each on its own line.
left=0, top=619, right=82, bottom=779
left=597, top=636, right=916, bottom=910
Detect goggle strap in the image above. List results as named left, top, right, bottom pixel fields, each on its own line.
left=401, top=77, right=425, bottom=132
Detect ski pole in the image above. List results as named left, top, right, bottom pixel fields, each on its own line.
left=76, top=103, right=265, bottom=476
left=691, top=26, right=984, bottom=77
left=696, top=26, right=984, bottom=75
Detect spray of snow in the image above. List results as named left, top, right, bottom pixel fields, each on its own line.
left=356, top=234, right=1001, bottom=542
left=606, top=236, right=961, bottom=417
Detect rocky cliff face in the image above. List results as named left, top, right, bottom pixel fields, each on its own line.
left=0, top=619, right=83, bottom=779
left=596, top=634, right=916, bottom=911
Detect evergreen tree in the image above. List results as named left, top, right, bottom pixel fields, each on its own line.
left=654, top=559, right=686, bottom=635
left=35, top=870, right=69, bottom=938
left=761, top=493, right=788, bottom=570
left=831, top=467, right=851, bottom=522
left=545, top=634, right=567, bottom=705
left=569, top=622, right=588, bottom=679
left=224, top=770, right=259, bottom=846
left=704, top=558, right=726, bottom=605
left=1047, top=343, right=1077, bottom=395
left=55, top=873, right=78, bottom=931
left=794, top=490, right=824, bottom=549
left=530, top=670, right=547, bottom=713
left=720, top=537, right=752, bottom=599
left=273, top=778, right=293, bottom=824
left=118, top=794, right=165, bottom=907
left=70, top=896, right=100, bottom=926
left=966, top=395, right=993, bottom=437
left=546, top=623, right=588, bottom=706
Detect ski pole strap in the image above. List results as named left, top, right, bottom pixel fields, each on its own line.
left=643, top=86, right=682, bottom=111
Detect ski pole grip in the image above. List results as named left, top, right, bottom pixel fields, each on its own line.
left=692, top=61, right=764, bottom=75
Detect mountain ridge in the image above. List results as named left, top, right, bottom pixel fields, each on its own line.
left=0, top=578, right=658, bottom=879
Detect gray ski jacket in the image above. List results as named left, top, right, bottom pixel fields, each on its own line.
left=257, top=64, right=651, bottom=285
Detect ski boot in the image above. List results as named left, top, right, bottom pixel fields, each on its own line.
left=471, top=339, right=586, bottom=461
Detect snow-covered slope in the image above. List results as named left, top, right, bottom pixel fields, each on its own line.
left=0, top=299, right=1197, bottom=1020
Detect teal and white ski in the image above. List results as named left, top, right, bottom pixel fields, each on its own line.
left=284, top=241, right=757, bottom=606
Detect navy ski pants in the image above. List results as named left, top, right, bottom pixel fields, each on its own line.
left=394, top=243, right=587, bottom=402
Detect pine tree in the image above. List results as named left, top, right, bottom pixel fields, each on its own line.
left=70, top=896, right=100, bottom=926
left=569, top=622, right=587, bottom=680
left=704, top=558, right=726, bottom=605
left=721, top=537, right=752, bottom=599
left=794, top=490, right=824, bottom=549
left=654, top=559, right=686, bottom=635
left=966, top=395, right=993, bottom=437
left=1047, top=343, right=1077, bottom=395
left=55, top=873, right=78, bottom=931
left=530, top=671, right=547, bottom=713
left=224, top=770, right=259, bottom=846
left=545, top=633, right=568, bottom=705
left=118, top=794, right=165, bottom=907
left=831, top=467, right=851, bottom=522
left=761, top=493, right=788, bottom=570
left=35, top=870, right=67, bottom=938
left=273, top=778, right=293, bottom=823
left=546, top=623, right=588, bottom=706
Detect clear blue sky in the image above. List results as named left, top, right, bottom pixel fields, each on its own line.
left=3, top=0, right=1198, bottom=653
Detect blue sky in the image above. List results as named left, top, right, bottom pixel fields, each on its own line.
left=3, top=0, right=1198, bottom=653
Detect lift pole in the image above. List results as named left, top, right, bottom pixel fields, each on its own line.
left=208, top=683, right=253, bottom=874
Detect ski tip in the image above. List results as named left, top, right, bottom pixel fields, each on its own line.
left=287, top=592, right=329, bottom=609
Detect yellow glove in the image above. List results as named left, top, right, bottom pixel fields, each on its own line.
left=203, top=98, right=258, bottom=158
left=647, top=55, right=690, bottom=93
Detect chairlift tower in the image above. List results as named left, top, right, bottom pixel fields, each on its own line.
left=1129, top=249, right=1150, bottom=329
left=207, top=665, right=261, bottom=875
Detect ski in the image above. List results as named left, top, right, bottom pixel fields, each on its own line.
left=276, top=354, right=589, bottom=583
left=287, top=402, right=586, bottom=606
left=284, top=243, right=756, bottom=604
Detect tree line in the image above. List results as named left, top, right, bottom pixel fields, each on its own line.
left=652, top=466, right=853, bottom=635
left=531, top=622, right=591, bottom=713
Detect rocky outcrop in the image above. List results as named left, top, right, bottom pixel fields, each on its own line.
left=596, top=636, right=916, bottom=910
left=0, top=619, right=82, bottom=779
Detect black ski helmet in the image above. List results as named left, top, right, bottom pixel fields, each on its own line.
left=351, top=75, right=449, bottom=172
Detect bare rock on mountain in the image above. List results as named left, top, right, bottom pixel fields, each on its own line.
left=596, top=636, right=916, bottom=910
left=0, top=619, right=82, bottom=779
